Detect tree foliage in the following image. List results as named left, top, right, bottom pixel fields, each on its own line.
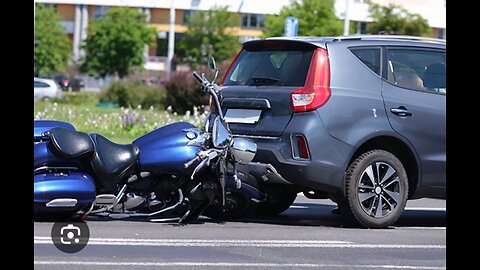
left=177, top=6, right=241, bottom=68
left=263, top=0, right=343, bottom=38
left=80, top=7, right=157, bottom=78
left=34, top=4, right=71, bottom=75
left=368, top=3, right=431, bottom=36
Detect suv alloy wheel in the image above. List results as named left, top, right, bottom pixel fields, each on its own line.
left=343, top=150, right=409, bottom=228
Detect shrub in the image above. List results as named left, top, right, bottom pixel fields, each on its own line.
left=163, top=71, right=209, bottom=114
left=99, top=81, right=167, bottom=109
left=56, top=92, right=99, bottom=106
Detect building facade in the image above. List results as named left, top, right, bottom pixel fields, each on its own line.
left=35, top=0, right=446, bottom=70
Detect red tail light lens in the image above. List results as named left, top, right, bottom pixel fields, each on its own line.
left=291, top=48, right=331, bottom=112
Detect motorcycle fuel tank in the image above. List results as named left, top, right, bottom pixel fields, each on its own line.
left=133, top=122, right=204, bottom=176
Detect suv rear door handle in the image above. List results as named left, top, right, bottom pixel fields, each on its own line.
left=390, top=107, right=412, bottom=117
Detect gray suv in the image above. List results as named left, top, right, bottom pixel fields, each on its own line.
left=215, top=35, right=446, bottom=228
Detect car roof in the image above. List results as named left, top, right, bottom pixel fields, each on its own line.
left=34, top=77, right=56, bottom=84
left=245, top=35, right=445, bottom=49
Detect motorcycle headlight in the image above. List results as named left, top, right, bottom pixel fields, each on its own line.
left=231, top=138, right=257, bottom=164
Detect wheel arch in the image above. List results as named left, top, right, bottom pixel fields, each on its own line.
left=347, top=134, right=421, bottom=199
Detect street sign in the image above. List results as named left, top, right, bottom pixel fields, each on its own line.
left=284, top=16, right=298, bottom=37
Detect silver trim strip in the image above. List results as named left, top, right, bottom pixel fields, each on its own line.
left=46, top=198, right=78, bottom=207
left=232, top=134, right=279, bottom=140
left=34, top=166, right=79, bottom=173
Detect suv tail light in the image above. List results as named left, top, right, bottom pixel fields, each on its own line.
left=291, top=48, right=331, bottom=112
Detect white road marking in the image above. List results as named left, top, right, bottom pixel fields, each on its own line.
left=34, top=236, right=445, bottom=249
left=33, top=261, right=446, bottom=269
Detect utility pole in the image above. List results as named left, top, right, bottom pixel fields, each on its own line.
left=343, top=0, right=350, bottom=36
left=166, top=0, right=175, bottom=80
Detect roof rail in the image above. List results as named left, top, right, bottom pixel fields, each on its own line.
left=333, top=35, right=446, bottom=44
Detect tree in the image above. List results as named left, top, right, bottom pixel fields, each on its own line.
left=34, top=4, right=71, bottom=76
left=263, top=0, right=343, bottom=38
left=368, top=3, right=431, bottom=36
left=177, top=6, right=241, bottom=68
left=80, top=7, right=157, bottom=78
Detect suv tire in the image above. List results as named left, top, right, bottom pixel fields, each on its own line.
left=343, top=150, right=409, bottom=228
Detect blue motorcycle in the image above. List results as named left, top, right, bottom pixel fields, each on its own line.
left=34, top=59, right=262, bottom=223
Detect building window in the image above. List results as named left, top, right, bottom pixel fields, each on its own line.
left=437, top=29, right=446, bottom=39
left=356, top=22, right=367, bottom=34
left=183, top=10, right=198, bottom=24
left=93, top=6, right=109, bottom=20
left=43, top=3, right=57, bottom=9
left=241, top=14, right=265, bottom=28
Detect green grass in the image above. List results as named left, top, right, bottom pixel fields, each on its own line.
left=34, top=92, right=208, bottom=143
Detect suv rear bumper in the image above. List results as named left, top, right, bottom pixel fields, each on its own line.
left=236, top=111, right=353, bottom=198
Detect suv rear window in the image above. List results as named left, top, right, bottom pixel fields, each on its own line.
left=223, top=48, right=314, bottom=87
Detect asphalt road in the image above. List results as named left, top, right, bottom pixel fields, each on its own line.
left=34, top=196, right=446, bottom=270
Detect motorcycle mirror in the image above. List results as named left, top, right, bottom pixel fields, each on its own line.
left=212, top=116, right=231, bottom=149
left=208, top=56, right=219, bottom=83
left=208, top=56, right=217, bottom=71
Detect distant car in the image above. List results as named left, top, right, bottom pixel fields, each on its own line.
left=69, top=77, right=85, bottom=92
left=34, top=77, right=63, bottom=100
left=53, top=75, right=70, bottom=91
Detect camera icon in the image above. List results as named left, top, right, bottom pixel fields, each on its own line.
left=60, top=224, right=81, bottom=245
left=52, top=222, right=89, bottom=253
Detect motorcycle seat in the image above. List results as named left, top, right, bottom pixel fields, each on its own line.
left=89, top=133, right=140, bottom=193
left=48, top=127, right=95, bottom=159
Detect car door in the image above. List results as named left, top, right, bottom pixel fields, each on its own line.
left=382, top=46, right=446, bottom=188
left=34, top=80, right=50, bottom=99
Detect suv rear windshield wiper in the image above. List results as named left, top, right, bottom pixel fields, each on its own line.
left=250, top=77, right=280, bottom=86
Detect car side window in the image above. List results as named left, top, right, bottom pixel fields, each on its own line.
left=387, top=48, right=446, bottom=94
left=34, top=81, right=49, bottom=88
left=350, top=48, right=381, bottom=76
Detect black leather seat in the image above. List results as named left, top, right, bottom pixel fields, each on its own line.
left=48, top=127, right=95, bottom=160
left=89, top=133, right=140, bottom=194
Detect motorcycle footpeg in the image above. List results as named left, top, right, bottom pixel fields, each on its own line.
left=94, top=194, right=117, bottom=205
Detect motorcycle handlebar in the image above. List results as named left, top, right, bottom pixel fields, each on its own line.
left=192, top=71, right=203, bottom=83
left=184, top=155, right=201, bottom=169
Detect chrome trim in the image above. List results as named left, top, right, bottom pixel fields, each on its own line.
left=109, top=213, right=130, bottom=219
left=231, top=138, right=257, bottom=165
left=83, top=203, right=95, bottom=216
left=94, top=194, right=117, bottom=205
left=115, top=184, right=127, bottom=205
left=333, top=35, right=446, bottom=44
left=150, top=217, right=181, bottom=223
left=129, top=189, right=184, bottom=217
left=184, top=128, right=209, bottom=148
left=247, top=162, right=292, bottom=185
left=34, top=166, right=79, bottom=173
left=232, top=134, right=279, bottom=140
left=46, top=198, right=78, bottom=207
